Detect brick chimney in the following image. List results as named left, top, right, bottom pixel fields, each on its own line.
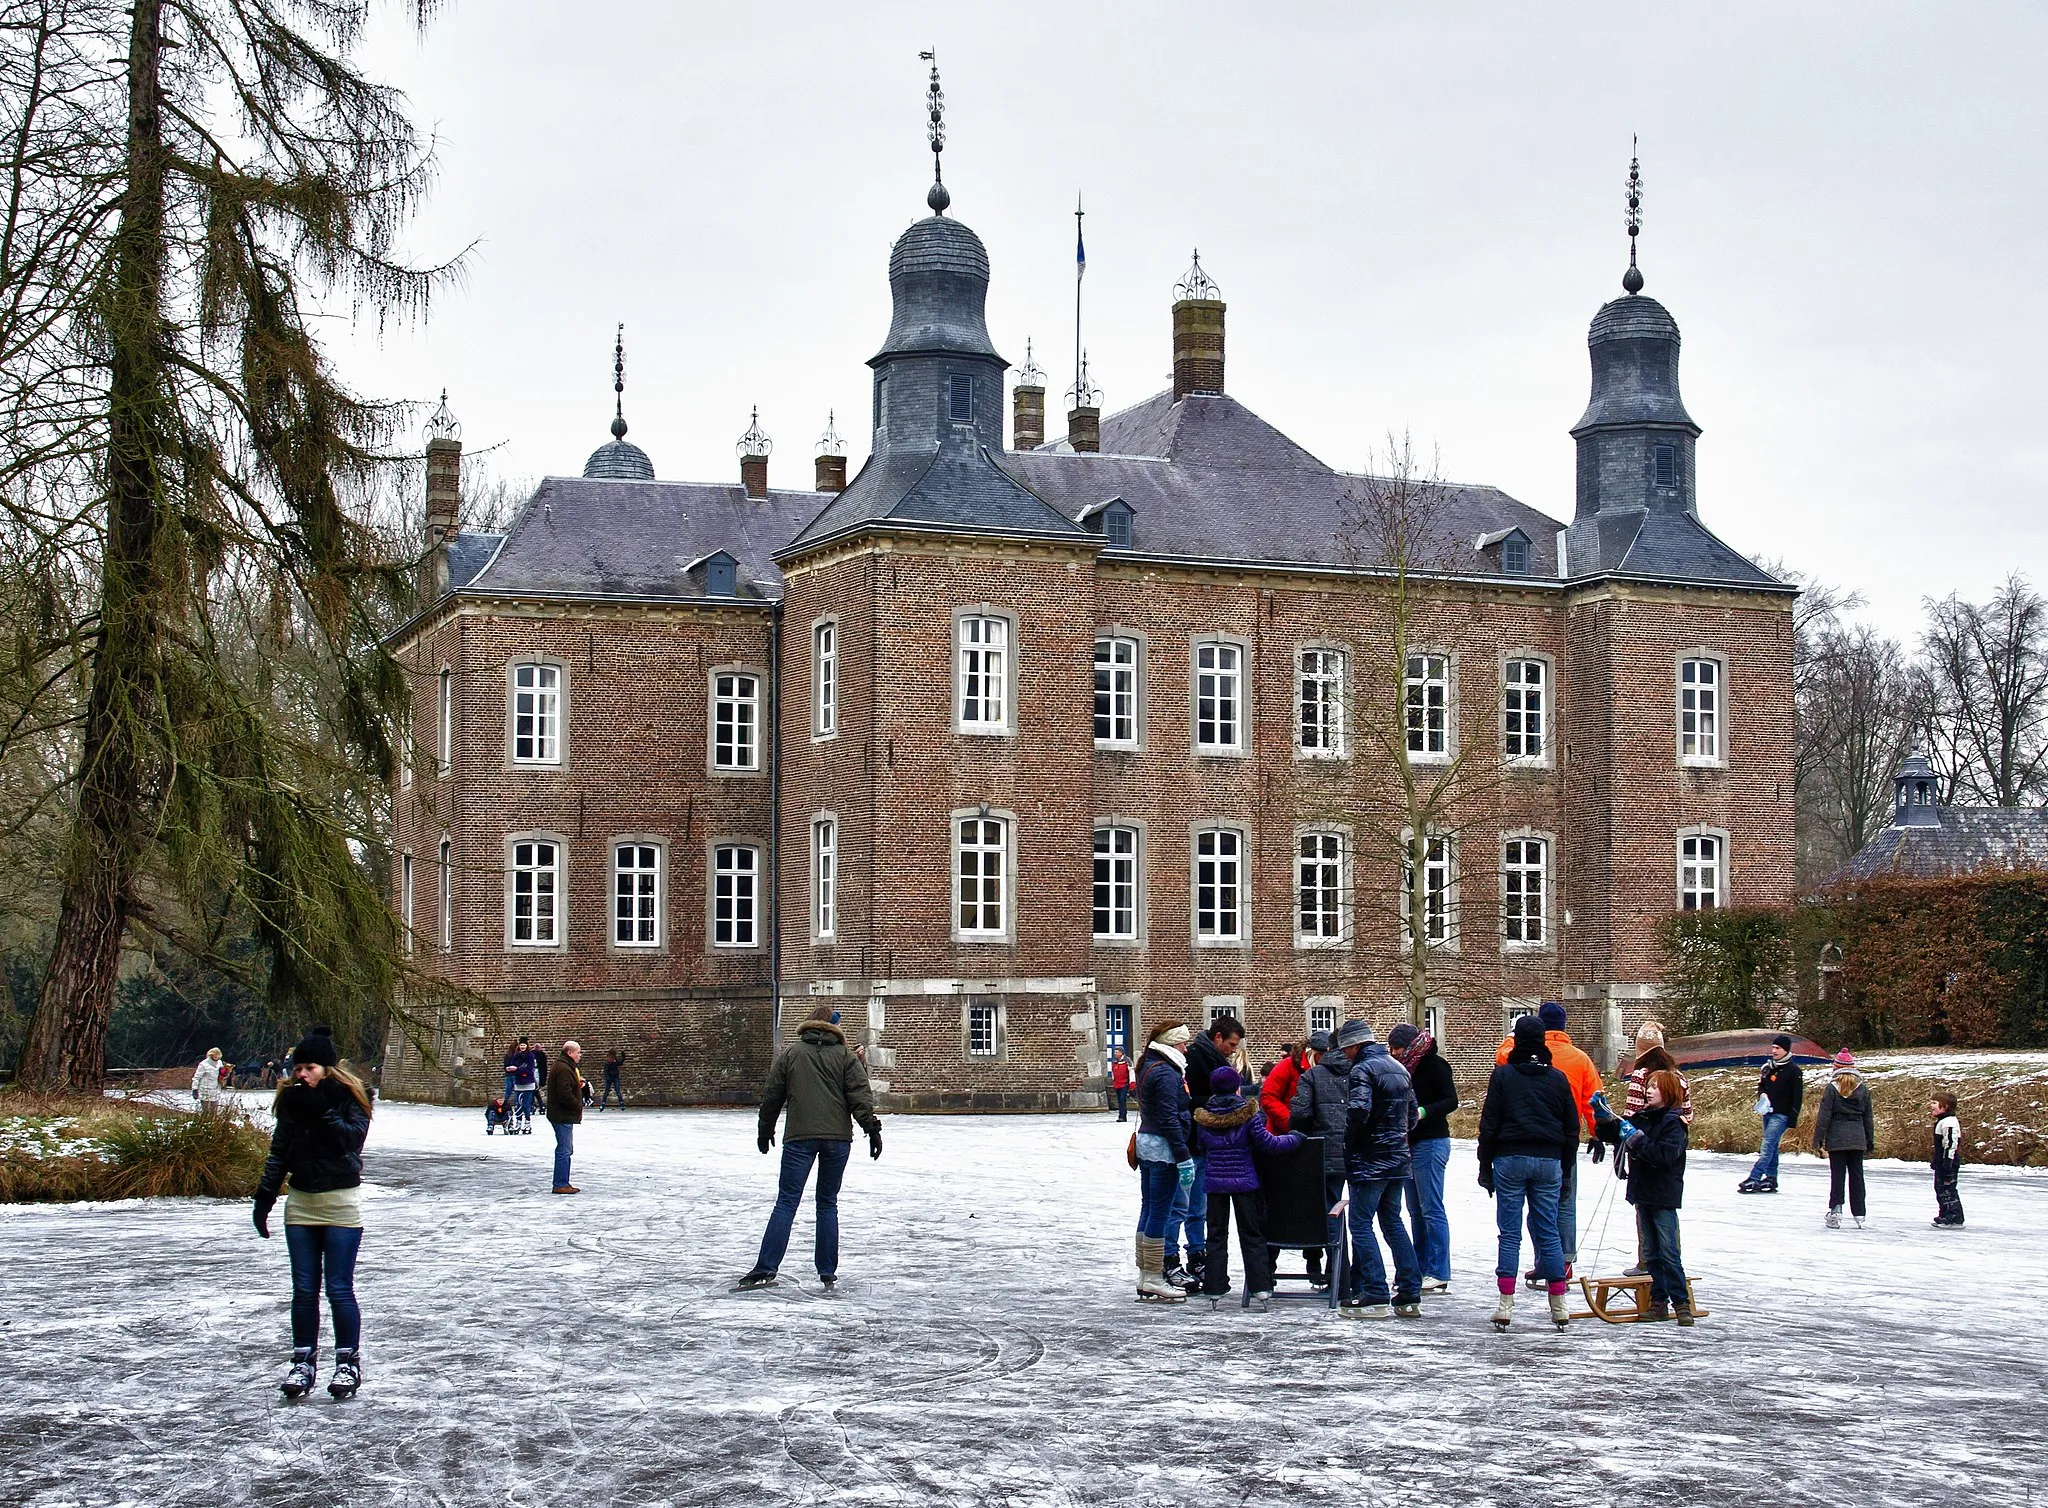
left=1171, top=251, right=1225, bottom=399
left=420, top=391, right=461, bottom=601
left=813, top=410, right=846, bottom=493
left=1012, top=338, right=1047, bottom=451
left=737, top=406, right=772, bottom=499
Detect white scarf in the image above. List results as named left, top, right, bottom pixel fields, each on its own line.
left=1150, top=1042, right=1187, bottom=1071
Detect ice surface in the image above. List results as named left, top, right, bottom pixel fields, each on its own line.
left=2, top=1103, right=2044, bottom=1507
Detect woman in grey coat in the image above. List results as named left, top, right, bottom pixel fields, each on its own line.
left=1812, top=1050, right=1877, bottom=1228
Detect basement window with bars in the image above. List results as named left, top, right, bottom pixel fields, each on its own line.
left=967, top=1001, right=998, bottom=1057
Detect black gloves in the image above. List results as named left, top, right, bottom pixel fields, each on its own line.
left=868, top=1126, right=883, bottom=1161
left=252, top=1196, right=274, bottom=1239
left=1588, top=1137, right=1607, bottom=1165
left=758, top=1132, right=773, bottom=1155
left=1477, top=1168, right=1495, bottom=1195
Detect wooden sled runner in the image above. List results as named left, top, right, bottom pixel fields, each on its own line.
left=1571, top=1273, right=1709, bottom=1325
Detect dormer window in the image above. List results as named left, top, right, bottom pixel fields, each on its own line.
left=1501, top=535, right=1529, bottom=575
left=948, top=374, right=974, bottom=423
left=1082, top=497, right=1135, bottom=549
left=689, top=550, right=739, bottom=598
left=1655, top=443, right=1677, bottom=489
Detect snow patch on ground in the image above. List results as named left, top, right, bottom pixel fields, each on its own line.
left=1, top=1105, right=2044, bottom=1506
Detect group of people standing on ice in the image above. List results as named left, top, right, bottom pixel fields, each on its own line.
left=1129, top=1002, right=1699, bottom=1327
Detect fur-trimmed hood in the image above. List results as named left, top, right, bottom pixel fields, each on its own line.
left=798, top=1021, right=847, bottom=1046
left=1193, top=1094, right=1258, bottom=1131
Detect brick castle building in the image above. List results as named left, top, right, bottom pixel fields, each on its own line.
left=382, top=136, right=1796, bottom=1107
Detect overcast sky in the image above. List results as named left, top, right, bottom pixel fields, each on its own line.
left=337, top=1, right=2048, bottom=640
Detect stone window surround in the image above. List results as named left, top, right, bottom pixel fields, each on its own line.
left=1501, top=648, right=1556, bottom=770
left=504, top=657, right=569, bottom=770
left=1190, top=632, right=1251, bottom=758
left=1292, top=823, right=1352, bottom=950
left=1500, top=826, right=1557, bottom=954
left=963, top=996, right=1005, bottom=1059
left=607, top=834, right=669, bottom=955
left=706, top=663, right=767, bottom=777
left=502, top=829, right=569, bottom=953
left=1093, top=627, right=1148, bottom=751
left=1677, top=649, right=1729, bottom=770
left=1091, top=817, right=1148, bottom=947
left=953, top=605, right=1019, bottom=738
left=810, top=812, right=839, bottom=944
left=1304, top=996, right=1345, bottom=1037
left=951, top=805, right=1018, bottom=945
left=1190, top=820, right=1251, bottom=948
left=706, top=836, right=765, bottom=952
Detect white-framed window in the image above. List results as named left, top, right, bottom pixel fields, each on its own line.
left=511, top=662, right=563, bottom=765
left=437, top=667, right=453, bottom=776
left=1296, top=830, right=1348, bottom=946
left=967, top=1001, right=998, bottom=1057
left=1306, top=999, right=1341, bottom=1037
left=1424, top=1001, right=1446, bottom=1042
left=437, top=836, right=452, bottom=950
left=1194, top=639, right=1244, bottom=753
left=1405, top=652, right=1450, bottom=759
left=1094, top=635, right=1140, bottom=747
left=1204, top=997, right=1245, bottom=1030
left=957, top=614, right=1010, bottom=733
left=711, top=670, right=761, bottom=771
left=1504, top=658, right=1546, bottom=763
left=1679, top=657, right=1722, bottom=764
left=1298, top=647, right=1346, bottom=758
left=1093, top=824, right=1140, bottom=941
left=398, top=710, right=412, bottom=791
left=400, top=852, right=414, bottom=952
left=1402, top=833, right=1457, bottom=949
left=1503, top=835, right=1549, bottom=949
left=712, top=843, right=760, bottom=947
left=614, top=843, right=661, bottom=948
left=1193, top=826, right=1246, bottom=943
left=1503, top=998, right=1542, bottom=1034
left=1680, top=829, right=1726, bottom=911
left=955, top=815, right=1009, bottom=939
left=509, top=837, right=561, bottom=947
left=813, top=620, right=836, bottom=739
left=812, top=816, right=837, bottom=940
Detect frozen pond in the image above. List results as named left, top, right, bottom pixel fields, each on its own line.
left=2, top=1102, right=2044, bottom=1506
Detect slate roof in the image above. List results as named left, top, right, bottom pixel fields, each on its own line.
left=779, top=431, right=1087, bottom=556
left=457, top=476, right=826, bottom=604
left=1008, top=392, right=1564, bottom=578
left=446, top=531, right=504, bottom=590
left=1834, top=807, right=2048, bottom=882
left=1561, top=506, right=1788, bottom=590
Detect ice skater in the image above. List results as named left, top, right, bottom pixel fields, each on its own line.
left=599, top=1050, right=625, bottom=1109
left=252, top=1027, right=372, bottom=1399
left=1130, top=1020, right=1195, bottom=1303
left=1740, top=1034, right=1804, bottom=1194
left=1390, top=1023, right=1457, bottom=1296
left=739, top=1006, right=883, bottom=1291
left=1813, top=1050, right=1876, bottom=1228
left=1477, top=1015, right=1580, bottom=1329
left=192, top=1047, right=227, bottom=1108
left=546, top=1041, right=584, bottom=1193
left=1931, top=1093, right=1965, bottom=1228
left=1334, top=1020, right=1422, bottom=1320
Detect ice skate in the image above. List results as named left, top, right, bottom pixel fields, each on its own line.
left=1418, top=1278, right=1450, bottom=1295
left=1548, top=1292, right=1570, bottom=1328
left=1491, top=1292, right=1514, bottom=1329
left=1825, top=1209, right=1842, bottom=1229
left=1737, top=1179, right=1761, bottom=1193
left=819, top=1275, right=838, bottom=1291
left=279, top=1347, right=317, bottom=1399
left=1393, top=1300, right=1421, bottom=1319
left=327, top=1348, right=361, bottom=1399
left=1853, top=1216, right=1866, bottom=1230
left=1248, top=1291, right=1271, bottom=1312
left=735, top=1267, right=778, bottom=1290
left=1340, top=1303, right=1391, bottom=1320
left=1136, top=1237, right=1185, bottom=1303
left=1758, top=1178, right=1779, bottom=1194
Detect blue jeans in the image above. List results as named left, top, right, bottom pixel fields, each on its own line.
left=1166, top=1155, right=1207, bottom=1264
left=1748, top=1113, right=1790, bottom=1183
left=1346, top=1176, right=1419, bottom=1305
left=1559, top=1144, right=1579, bottom=1263
left=1136, top=1158, right=1180, bottom=1240
left=1404, top=1138, right=1452, bottom=1282
left=600, top=1075, right=624, bottom=1109
left=552, top=1121, right=574, bottom=1186
left=754, top=1138, right=853, bottom=1279
left=1493, top=1154, right=1566, bottom=1284
left=513, top=1087, right=536, bottom=1123
left=285, top=1224, right=362, bottom=1351
left=1115, top=1087, right=1129, bottom=1121
left=1641, top=1205, right=1687, bottom=1308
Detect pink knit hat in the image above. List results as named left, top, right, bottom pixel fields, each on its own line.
left=1833, top=1049, right=1855, bottom=1067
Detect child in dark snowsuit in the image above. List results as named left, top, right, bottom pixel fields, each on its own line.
left=1193, top=1066, right=1303, bottom=1307
left=1931, top=1094, right=1965, bottom=1228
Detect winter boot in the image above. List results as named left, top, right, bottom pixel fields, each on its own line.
left=1137, top=1237, right=1185, bottom=1303
left=1674, top=1300, right=1696, bottom=1328
left=327, top=1348, right=361, bottom=1399
left=279, top=1347, right=317, bottom=1399
left=1491, top=1282, right=1515, bottom=1329
left=1643, top=1299, right=1671, bottom=1323
left=1825, top=1208, right=1842, bottom=1229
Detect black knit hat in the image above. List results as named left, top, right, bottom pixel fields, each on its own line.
left=1772, top=1033, right=1794, bottom=1051
left=290, top=1025, right=339, bottom=1068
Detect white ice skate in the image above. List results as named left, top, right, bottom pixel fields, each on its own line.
left=1491, top=1292, right=1514, bottom=1329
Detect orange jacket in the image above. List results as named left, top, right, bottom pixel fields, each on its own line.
left=1494, top=1030, right=1601, bottom=1134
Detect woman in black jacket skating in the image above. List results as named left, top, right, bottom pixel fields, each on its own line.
left=253, top=1027, right=372, bottom=1399
left=1812, top=1051, right=1877, bottom=1228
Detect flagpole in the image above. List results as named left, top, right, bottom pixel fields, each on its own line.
left=1074, top=193, right=1085, bottom=404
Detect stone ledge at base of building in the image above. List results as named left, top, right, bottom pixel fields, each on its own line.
left=879, top=1090, right=1110, bottom=1113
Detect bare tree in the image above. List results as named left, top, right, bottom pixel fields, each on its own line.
left=1801, top=626, right=1925, bottom=873
left=1921, top=575, right=2048, bottom=807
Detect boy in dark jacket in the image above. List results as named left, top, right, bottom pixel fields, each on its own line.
left=1740, top=1034, right=1803, bottom=1193
left=1390, top=1024, right=1457, bottom=1294
left=1337, top=1021, right=1422, bottom=1318
left=1194, top=1067, right=1303, bottom=1307
left=1931, top=1093, right=1965, bottom=1227
left=1597, top=1068, right=1693, bottom=1323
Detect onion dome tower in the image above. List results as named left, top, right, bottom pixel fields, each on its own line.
left=583, top=324, right=656, bottom=480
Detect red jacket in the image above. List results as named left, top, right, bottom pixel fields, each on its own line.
left=1260, top=1055, right=1303, bottom=1132
left=1110, top=1059, right=1133, bottom=1090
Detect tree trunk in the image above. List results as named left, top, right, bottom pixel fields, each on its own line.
left=15, top=0, right=166, bottom=1091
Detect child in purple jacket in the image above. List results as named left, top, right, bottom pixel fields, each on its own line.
left=1194, top=1066, right=1304, bottom=1307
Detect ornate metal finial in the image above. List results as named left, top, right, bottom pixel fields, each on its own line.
left=736, top=405, right=774, bottom=460
left=610, top=323, right=629, bottom=439
left=920, top=50, right=950, bottom=215
left=1622, top=138, right=1645, bottom=295
left=1066, top=349, right=1099, bottom=410
left=816, top=409, right=845, bottom=457
left=1018, top=338, right=1046, bottom=387
left=424, top=388, right=461, bottom=443
left=1174, top=249, right=1221, bottom=302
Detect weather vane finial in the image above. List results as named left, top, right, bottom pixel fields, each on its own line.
left=1019, top=338, right=1045, bottom=387
left=610, top=324, right=629, bottom=439
left=920, top=50, right=950, bottom=215
left=1067, top=348, right=1099, bottom=410
left=1623, top=137, right=1645, bottom=295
